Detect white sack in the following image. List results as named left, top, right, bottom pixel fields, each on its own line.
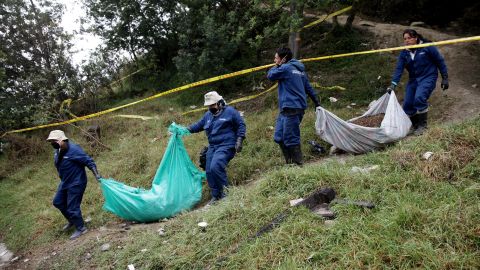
left=315, top=91, right=411, bottom=154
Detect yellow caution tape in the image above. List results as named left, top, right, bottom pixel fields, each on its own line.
left=310, top=83, right=346, bottom=90
left=109, top=67, right=147, bottom=87
left=2, top=35, right=480, bottom=137
left=303, top=6, right=352, bottom=29
left=301, top=36, right=480, bottom=63
left=182, top=83, right=278, bottom=115
left=114, top=114, right=158, bottom=120
left=59, top=98, right=73, bottom=112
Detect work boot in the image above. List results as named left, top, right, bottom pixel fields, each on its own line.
left=61, top=222, right=74, bottom=232
left=70, top=226, right=88, bottom=240
left=408, top=114, right=418, bottom=135
left=205, top=197, right=220, bottom=207
left=413, top=112, right=427, bottom=136
left=290, top=145, right=303, bottom=166
left=279, top=143, right=292, bottom=164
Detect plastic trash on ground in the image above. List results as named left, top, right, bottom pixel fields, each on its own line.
left=100, top=123, right=205, bottom=222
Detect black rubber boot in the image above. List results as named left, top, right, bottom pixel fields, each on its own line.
left=279, top=143, right=292, bottom=164
left=414, top=112, right=427, bottom=136
left=408, top=114, right=418, bottom=135
left=290, top=145, right=303, bottom=166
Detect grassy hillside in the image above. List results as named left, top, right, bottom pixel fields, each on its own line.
left=3, top=26, right=478, bottom=269
left=12, top=116, right=478, bottom=269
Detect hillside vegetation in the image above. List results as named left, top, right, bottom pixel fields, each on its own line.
left=1, top=18, right=479, bottom=270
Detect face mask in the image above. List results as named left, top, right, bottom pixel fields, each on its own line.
left=209, top=107, right=218, bottom=114
left=51, top=142, right=60, bottom=149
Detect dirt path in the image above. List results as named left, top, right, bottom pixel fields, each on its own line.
left=340, top=15, right=480, bottom=124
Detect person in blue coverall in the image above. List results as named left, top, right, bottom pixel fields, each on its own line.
left=267, top=47, right=321, bottom=165
left=387, top=29, right=449, bottom=135
left=46, top=130, right=102, bottom=240
left=188, top=91, right=246, bottom=205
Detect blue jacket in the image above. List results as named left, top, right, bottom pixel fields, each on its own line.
left=392, top=45, right=448, bottom=85
left=54, top=142, right=97, bottom=189
left=189, top=106, right=246, bottom=147
left=267, top=59, right=320, bottom=111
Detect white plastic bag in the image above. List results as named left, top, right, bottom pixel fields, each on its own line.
left=315, top=91, right=411, bottom=154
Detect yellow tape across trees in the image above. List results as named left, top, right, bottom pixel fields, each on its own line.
left=302, top=6, right=352, bottom=29
left=182, top=83, right=279, bottom=115
left=2, top=35, right=480, bottom=137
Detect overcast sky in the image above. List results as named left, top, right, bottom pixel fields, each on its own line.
left=58, top=0, right=102, bottom=65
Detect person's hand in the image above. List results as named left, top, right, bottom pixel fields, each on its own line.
left=92, top=167, right=102, bottom=182
left=314, top=102, right=321, bottom=111
left=235, top=137, right=244, bottom=153
left=386, top=83, right=396, bottom=94
left=441, top=76, right=449, bottom=91
left=315, top=106, right=321, bottom=111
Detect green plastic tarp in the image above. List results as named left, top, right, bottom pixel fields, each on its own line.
left=99, top=123, right=205, bottom=222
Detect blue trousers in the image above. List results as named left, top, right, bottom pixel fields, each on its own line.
left=274, top=110, right=304, bottom=147
left=53, top=184, right=86, bottom=230
left=206, top=145, right=236, bottom=199
left=403, top=78, right=436, bottom=116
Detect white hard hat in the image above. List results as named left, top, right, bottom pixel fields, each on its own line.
left=204, top=91, right=223, bottom=106
left=46, top=130, right=68, bottom=141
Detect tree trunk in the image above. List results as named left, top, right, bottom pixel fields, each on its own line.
left=345, top=2, right=358, bottom=30
left=289, top=0, right=304, bottom=59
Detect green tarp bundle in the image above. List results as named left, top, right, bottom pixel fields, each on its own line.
left=100, top=123, right=205, bottom=222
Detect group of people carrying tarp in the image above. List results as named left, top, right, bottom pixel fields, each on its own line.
left=45, top=29, right=448, bottom=240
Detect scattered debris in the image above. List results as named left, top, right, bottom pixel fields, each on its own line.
left=267, top=126, right=274, bottom=130
left=472, top=84, right=477, bottom=88
left=23, top=258, right=29, bottom=263
left=332, top=199, right=375, bottom=209
left=422, top=151, right=434, bottom=160
left=51, top=251, right=57, bottom=256
left=140, top=248, right=148, bottom=253
left=85, top=253, right=92, bottom=260
left=198, top=222, right=208, bottom=232
left=10, top=256, right=19, bottom=262
left=101, top=243, right=111, bottom=252
left=308, top=140, right=326, bottom=154
left=350, top=103, right=356, bottom=106
left=0, top=243, right=14, bottom=263
left=128, top=264, right=135, bottom=270
left=350, top=114, right=385, bottom=127
left=239, top=111, right=245, bottom=117
left=346, top=105, right=352, bottom=109
left=329, top=97, right=338, bottom=103
left=84, top=216, right=92, bottom=223
left=169, top=107, right=174, bottom=111
left=157, top=228, right=166, bottom=236
left=289, top=198, right=304, bottom=207
left=189, top=105, right=197, bottom=109
left=350, top=165, right=380, bottom=174
left=377, top=76, right=382, bottom=80
left=312, top=204, right=335, bottom=219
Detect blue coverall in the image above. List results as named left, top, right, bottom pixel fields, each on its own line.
left=267, top=59, right=320, bottom=147
left=189, top=106, right=246, bottom=199
left=52, top=142, right=97, bottom=230
left=391, top=45, right=448, bottom=116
